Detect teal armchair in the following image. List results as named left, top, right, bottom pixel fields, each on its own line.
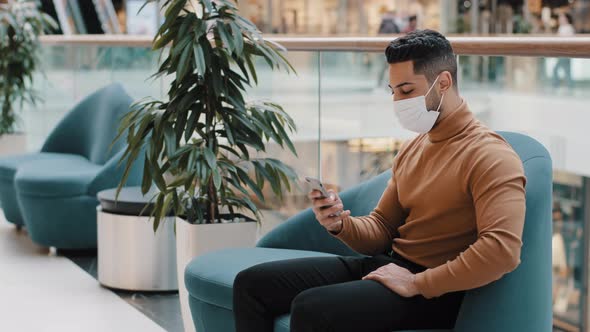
left=0, top=83, right=143, bottom=249
left=184, top=132, right=552, bottom=332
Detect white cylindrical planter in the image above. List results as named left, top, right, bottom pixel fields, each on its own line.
left=176, top=218, right=258, bottom=332
left=0, top=133, right=26, bottom=155
left=97, top=208, right=178, bottom=291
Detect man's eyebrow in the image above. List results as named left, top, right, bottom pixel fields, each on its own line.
left=393, top=82, right=414, bottom=89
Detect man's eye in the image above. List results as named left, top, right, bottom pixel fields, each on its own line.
left=401, top=90, right=414, bottom=95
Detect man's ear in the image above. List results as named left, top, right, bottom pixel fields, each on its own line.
left=439, top=71, right=453, bottom=93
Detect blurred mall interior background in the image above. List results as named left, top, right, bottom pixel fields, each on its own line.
left=1, top=0, right=589, bottom=331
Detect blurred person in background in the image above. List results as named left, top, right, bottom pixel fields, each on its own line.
left=403, top=15, right=418, bottom=34
left=378, top=9, right=401, bottom=35
left=553, top=13, right=575, bottom=89
left=376, top=9, right=401, bottom=88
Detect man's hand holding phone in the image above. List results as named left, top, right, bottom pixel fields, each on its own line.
left=308, top=188, right=351, bottom=234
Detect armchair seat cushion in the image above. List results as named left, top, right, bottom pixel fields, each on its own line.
left=0, top=153, right=85, bottom=181
left=185, top=247, right=337, bottom=310
left=14, top=156, right=102, bottom=197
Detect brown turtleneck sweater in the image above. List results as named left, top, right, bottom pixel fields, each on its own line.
left=331, top=100, right=526, bottom=299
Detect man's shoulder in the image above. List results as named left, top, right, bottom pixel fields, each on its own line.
left=465, top=129, right=518, bottom=157
left=463, top=129, right=524, bottom=176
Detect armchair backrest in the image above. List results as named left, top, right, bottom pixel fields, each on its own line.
left=41, top=83, right=133, bottom=165
left=256, top=170, right=391, bottom=257
left=453, top=132, right=553, bottom=332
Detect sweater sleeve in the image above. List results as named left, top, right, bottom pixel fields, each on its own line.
left=329, top=171, right=407, bottom=256
left=414, top=144, right=527, bottom=298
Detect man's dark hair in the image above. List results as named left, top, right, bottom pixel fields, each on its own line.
left=385, top=29, right=458, bottom=89
left=408, top=15, right=417, bottom=22
left=564, top=13, right=574, bottom=25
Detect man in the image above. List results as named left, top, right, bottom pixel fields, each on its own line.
left=233, top=30, right=526, bottom=332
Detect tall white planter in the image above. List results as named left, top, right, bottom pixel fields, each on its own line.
left=0, top=133, right=26, bottom=155
left=176, top=218, right=258, bottom=332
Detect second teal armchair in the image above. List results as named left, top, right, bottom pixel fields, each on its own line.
left=184, top=132, right=552, bottom=332
left=0, top=83, right=143, bottom=249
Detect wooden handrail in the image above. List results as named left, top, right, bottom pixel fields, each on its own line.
left=39, top=35, right=590, bottom=58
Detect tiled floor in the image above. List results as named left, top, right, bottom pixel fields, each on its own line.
left=64, top=251, right=183, bottom=332
left=0, top=220, right=166, bottom=332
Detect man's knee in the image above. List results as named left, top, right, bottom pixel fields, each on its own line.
left=234, top=263, right=280, bottom=298
left=234, top=266, right=263, bottom=294
left=290, top=289, right=332, bottom=331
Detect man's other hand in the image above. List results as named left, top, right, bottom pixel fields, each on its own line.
left=362, top=263, right=420, bottom=298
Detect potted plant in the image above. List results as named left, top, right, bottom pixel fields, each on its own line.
left=115, top=0, right=298, bottom=330
left=0, top=0, right=56, bottom=154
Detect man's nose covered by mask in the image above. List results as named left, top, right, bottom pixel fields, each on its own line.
left=393, top=75, right=445, bottom=134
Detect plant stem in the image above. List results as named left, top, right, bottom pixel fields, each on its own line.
left=204, top=82, right=220, bottom=223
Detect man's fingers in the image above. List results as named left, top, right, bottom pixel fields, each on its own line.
left=320, top=204, right=343, bottom=219
left=308, top=190, right=324, bottom=199
left=319, top=210, right=350, bottom=227
left=362, top=272, right=383, bottom=281
left=319, top=214, right=342, bottom=226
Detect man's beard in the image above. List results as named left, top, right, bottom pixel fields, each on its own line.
left=426, top=91, right=442, bottom=113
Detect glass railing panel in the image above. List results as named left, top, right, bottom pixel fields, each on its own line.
left=26, top=45, right=320, bottom=235
left=317, top=51, right=416, bottom=192
left=244, top=52, right=320, bottom=229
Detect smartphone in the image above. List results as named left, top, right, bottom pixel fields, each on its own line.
left=305, top=176, right=341, bottom=217
left=304, top=176, right=330, bottom=198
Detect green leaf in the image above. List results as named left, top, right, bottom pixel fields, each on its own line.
left=270, top=113, right=297, bottom=155
left=204, top=149, right=217, bottom=169
left=193, top=44, right=206, bottom=76
left=138, top=0, right=157, bottom=14
left=153, top=194, right=164, bottom=232
left=176, top=45, right=193, bottom=82
left=141, top=157, right=152, bottom=194
left=175, top=107, right=189, bottom=143
left=216, top=22, right=234, bottom=53
left=164, top=125, right=176, bottom=155
left=165, top=0, right=185, bottom=20
left=229, top=22, right=244, bottom=55
left=273, top=46, right=297, bottom=74
left=218, top=144, right=241, bottom=158
left=150, top=158, right=167, bottom=192
left=279, top=168, right=292, bottom=192
left=159, top=193, right=174, bottom=227
left=234, top=58, right=250, bottom=85
left=237, top=168, right=264, bottom=202
left=185, top=103, right=202, bottom=141
left=187, top=148, right=198, bottom=172
left=218, top=159, right=237, bottom=173
left=245, top=55, right=258, bottom=84
left=264, top=163, right=281, bottom=195
left=213, top=169, right=222, bottom=190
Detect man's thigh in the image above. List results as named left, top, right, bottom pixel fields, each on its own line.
left=234, top=255, right=378, bottom=314
left=290, top=279, right=464, bottom=332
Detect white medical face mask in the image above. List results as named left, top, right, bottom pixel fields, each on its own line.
left=393, top=75, right=444, bottom=134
